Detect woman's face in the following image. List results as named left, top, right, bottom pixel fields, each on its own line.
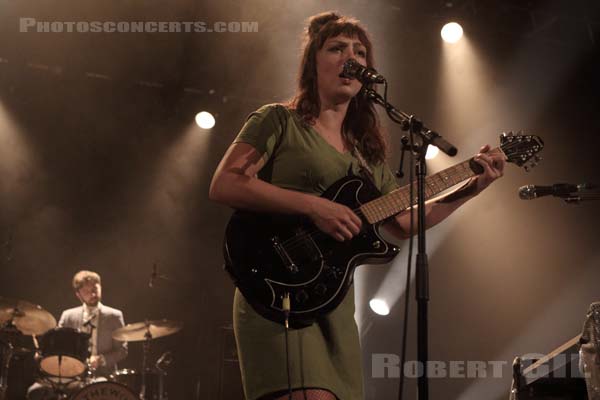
left=315, top=34, right=368, bottom=105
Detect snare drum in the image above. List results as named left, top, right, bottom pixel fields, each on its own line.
left=70, top=381, right=137, bottom=400
left=39, top=328, right=90, bottom=377
left=111, top=368, right=166, bottom=400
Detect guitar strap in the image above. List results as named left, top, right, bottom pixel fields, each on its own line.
left=259, top=105, right=289, bottom=183
left=351, top=143, right=377, bottom=187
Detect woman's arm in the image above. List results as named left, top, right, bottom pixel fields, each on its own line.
left=209, top=142, right=362, bottom=242
left=385, top=145, right=506, bottom=239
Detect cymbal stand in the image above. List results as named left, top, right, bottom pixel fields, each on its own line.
left=0, top=340, right=12, bottom=400
left=140, top=321, right=152, bottom=400
left=0, top=318, right=19, bottom=400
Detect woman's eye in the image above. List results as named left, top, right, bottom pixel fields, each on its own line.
left=357, top=50, right=366, bottom=58
left=329, top=46, right=342, bottom=52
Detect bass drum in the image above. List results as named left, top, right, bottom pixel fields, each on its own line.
left=70, top=381, right=137, bottom=400
left=111, top=368, right=167, bottom=400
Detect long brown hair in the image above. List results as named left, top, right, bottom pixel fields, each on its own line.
left=288, top=11, right=387, bottom=165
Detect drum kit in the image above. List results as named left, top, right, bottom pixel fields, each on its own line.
left=0, top=296, right=182, bottom=400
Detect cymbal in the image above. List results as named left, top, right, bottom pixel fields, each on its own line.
left=112, top=319, right=182, bottom=342
left=0, top=297, right=57, bottom=336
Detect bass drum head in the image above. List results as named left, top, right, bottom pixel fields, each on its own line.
left=70, top=381, right=137, bottom=400
left=111, top=368, right=166, bottom=400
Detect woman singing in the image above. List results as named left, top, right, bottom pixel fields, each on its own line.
left=210, top=11, right=505, bottom=400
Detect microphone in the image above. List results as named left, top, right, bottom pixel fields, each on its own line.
left=339, top=59, right=386, bottom=84
left=149, top=263, right=157, bottom=288
left=518, top=183, right=588, bottom=200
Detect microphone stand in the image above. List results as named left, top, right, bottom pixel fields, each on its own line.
left=563, top=185, right=600, bottom=204
left=149, top=263, right=181, bottom=289
left=364, top=87, right=458, bottom=400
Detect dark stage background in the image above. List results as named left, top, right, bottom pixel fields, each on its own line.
left=1, top=0, right=599, bottom=399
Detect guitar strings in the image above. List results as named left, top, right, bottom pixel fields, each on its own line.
left=279, top=145, right=541, bottom=252
left=280, top=154, right=536, bottom=252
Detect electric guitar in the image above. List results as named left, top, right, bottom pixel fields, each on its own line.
left=223, top=132, right=544, bottom=326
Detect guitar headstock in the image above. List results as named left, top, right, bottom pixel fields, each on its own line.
left=500, top=131, right=544, bottom=171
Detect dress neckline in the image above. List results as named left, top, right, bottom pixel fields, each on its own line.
left=289, top=109, right=354, bottom=157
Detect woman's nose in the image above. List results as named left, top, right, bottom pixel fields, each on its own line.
left=345, top=48, right=358, bottom=60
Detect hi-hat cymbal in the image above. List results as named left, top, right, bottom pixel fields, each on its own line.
left=112, top=319, right=183, bottom=342
left=0, top=297, right=57, bottom=336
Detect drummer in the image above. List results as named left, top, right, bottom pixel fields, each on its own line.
left=27, top=269, right=128, bottom=399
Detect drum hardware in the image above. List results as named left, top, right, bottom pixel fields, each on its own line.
left=0, top=297, right=56, bottom=399
left=111, top=368, right=167, bottom=400
left=38, top=327, right=91, bottom=378
left=0, top=324, right=37, bottom=355
left=0, top=339, right=12, bottom=400
left=0, top=322, right=37, bottom=399
left=155, top=351, right=172, bottom=372
left=70, top=381, right=138, bottom=400
left=112, top=319, right=182, bottom=400
left=0, top=297, right=57, bottom=336
left=39, top=375, right=84, bottom=400
left=111, top=320, right=183, bottom=343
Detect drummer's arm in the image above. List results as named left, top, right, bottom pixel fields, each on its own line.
left=57, top=311, right=67, bottom=328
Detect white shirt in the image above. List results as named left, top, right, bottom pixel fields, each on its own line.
left=82, top=302, right=102, bottom=356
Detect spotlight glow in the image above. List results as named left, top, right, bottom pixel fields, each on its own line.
left=195, top=111, right=215, bottom=129
left=425, top=145, right=440, bottom=160
left=369, top=298, right=390, bottom=316
left=441, top=22, right=463, bottom=43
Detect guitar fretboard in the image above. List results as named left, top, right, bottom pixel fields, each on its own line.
left=360, top=158, right=478, bottom=224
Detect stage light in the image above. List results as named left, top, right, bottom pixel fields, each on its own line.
left=441, top=22, right=463, bottom=43
left=369, top=298, right=390, bottom=316
left=425, top=145, right=440, bottom=160
left=195, top=111, right=215, bottom=129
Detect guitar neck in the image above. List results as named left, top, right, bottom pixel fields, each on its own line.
left=360, top=156, right=481, bottom=224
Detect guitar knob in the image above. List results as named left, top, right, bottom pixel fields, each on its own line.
left=372, top=240, right=381, bottom=249
left=327, top=266, right=343, bottom=279
left=314, top=283, right=327, bottom=296
left=295, top=290, right=309, bottom=304
left=251, top=267, right=258, bottom=274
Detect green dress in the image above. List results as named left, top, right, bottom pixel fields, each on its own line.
left=232, top=104, right=398, bottom=400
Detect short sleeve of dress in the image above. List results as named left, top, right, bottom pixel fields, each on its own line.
left=233, top=104, right=287, bottom=163
left=378, top=162, right=399, bottom=195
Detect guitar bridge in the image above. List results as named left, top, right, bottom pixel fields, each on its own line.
left=271, top=236, right=299, bottom=273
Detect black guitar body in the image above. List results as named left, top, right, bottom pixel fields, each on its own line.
left=223, top=175, right=400, bottom=327
left=223, top=131, right=546, bottom=326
